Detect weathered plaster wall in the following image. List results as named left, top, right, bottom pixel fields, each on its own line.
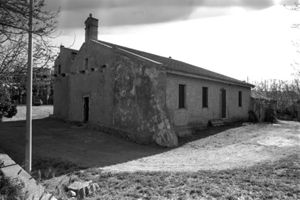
left=56, top=40, right=251, bottom=146
left=54, top=41, right=178, bottom=147
left=166, top=73, right=251, bottom=127
left=53, top=46, right=77, bottom=75
left=112, top=53, right=178, bottom=147
left=67, top=41, right=115, bottom=126
left=53, top=77, right=69, bottom=119
left=53, top=47, right=76, bottom=119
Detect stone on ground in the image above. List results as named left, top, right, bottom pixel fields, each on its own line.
left=67, top=181, right=100, bottom=199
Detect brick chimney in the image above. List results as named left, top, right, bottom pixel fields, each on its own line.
left=85, top=13, right=98, bottom=42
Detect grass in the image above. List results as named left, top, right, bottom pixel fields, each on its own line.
left=0, top=157, right=81, bottom=200
left=1, top=106, right=299, bottom=199
left=55, top=154, right=299, bottom=200
left=0, top=114, right=170, bottom=170
left=31, top=157, right=84, bottom=181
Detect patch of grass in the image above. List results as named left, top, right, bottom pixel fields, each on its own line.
left=31, top=157, right=84, bottom=181
left=78, top=154, right=299, bottom=200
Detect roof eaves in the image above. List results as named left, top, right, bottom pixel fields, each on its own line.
left=167, top=69, right=253, bottom=88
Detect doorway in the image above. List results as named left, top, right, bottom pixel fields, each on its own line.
left=83, top=97, right=89, bottom=122
left=221, top=89, right=226, bottom=118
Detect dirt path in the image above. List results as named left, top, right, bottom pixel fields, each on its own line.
left=102, top=121, right=300, bottom=172
left=2, top=105, right=53, bottom=122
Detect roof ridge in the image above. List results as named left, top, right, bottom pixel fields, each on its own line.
left=91, top=40, right=113, bottom=48
left=117, top=47, right=162, bottom=65
left=92, top=40, right=162, bottom=65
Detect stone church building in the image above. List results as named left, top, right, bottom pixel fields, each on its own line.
left=53, top=14, right=253, bottom=147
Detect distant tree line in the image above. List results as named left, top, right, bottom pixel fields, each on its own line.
left=253, top=79, right=300, bottom=119
left=255, top=0, right=300, bottom=119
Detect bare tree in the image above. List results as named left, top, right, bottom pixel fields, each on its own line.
left=0, top=0, right=58, bottom=88
left=254, top=79, right=300, bottom=117
left=282, top=0, right=300, bottom=77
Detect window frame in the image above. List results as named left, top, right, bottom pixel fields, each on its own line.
left=178, top=84, right=186, bottom=109
left=85, top=58, right=88, bottom=69
left=238, top=91, right=242, bottom=107
left=202, top=87, right=208, bottom=108
left=58, top=65, right=61, bottom=74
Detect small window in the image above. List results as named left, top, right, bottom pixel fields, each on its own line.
left=178, top=84, right=185, bottom=109
left=238, top=91, right=242, bottom=107
left=202, top=87, right=208, bottom=108
left=85, top=58, right=88, bottom=69
left=58, top=65, right=61, bottom=74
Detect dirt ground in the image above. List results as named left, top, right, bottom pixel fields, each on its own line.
left=102, top=121, right=300, bottom=172
left=0, top=106, right=299, bottom=173
left=2, top=105, right=53, bottom=122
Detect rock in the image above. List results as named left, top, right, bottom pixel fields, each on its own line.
left=67, top=181, right=99, bottom=199
left=68, top=181, right=91, bottom=191
left=153, top=125, right=178, bottom=147
left=67, top=190, right=76, bottom=197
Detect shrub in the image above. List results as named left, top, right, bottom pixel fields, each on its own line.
left=248, top=110, right=258, bottom=123
left=264, top=108, right=277, bottom=123
left=0, top=171, right=24, bottom=200
left=0, top=101, right=17, bottom=119
left=0, top=87, right=17, bottom=120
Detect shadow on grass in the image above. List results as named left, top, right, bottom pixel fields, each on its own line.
left=0, top=117, right=242, bottom=180
left=178, top=123, right=244, bottom=146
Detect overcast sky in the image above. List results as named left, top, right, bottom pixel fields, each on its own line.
left=47, top=0, right=300, bottom=82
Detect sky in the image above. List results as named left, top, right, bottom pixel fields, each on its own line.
left=47, top=0, right=300, bottom=82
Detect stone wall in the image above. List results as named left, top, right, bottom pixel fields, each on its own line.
left=53, top=77, right=69, bottom=119
left=112, top=53, right=178, bottom=147
left=0, top=153, right=56, bottom=200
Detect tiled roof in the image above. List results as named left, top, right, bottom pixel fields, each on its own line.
left=95, top=40, right=254, bottom=88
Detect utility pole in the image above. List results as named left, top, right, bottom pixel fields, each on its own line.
left=25, top=0, right=33, bottom=173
